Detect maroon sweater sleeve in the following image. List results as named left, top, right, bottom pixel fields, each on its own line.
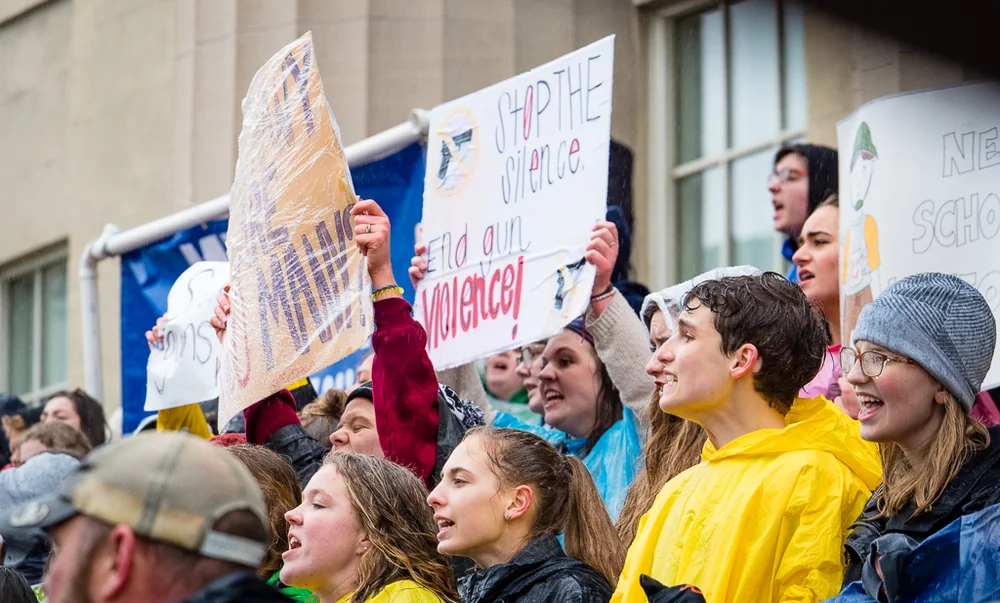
left=243, top=389, right=300, bottom=445
left=372, top=296, right=440, bottom=486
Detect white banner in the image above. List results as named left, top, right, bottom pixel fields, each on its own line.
left=145, top=261, right=230, bottom=411
left=838, top=81, right=1000, bottom=389
left=414, top=35, right=615, bottom=369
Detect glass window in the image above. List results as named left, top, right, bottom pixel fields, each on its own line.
left=7, top=273, right=35, bottom=396
left=42, top=262, right=68, bottom=387
left=670, top=0, right=807, bottom=280
left=2, top=253, right=68, bottom=402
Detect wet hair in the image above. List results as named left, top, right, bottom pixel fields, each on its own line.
left=300, top=389, right=347, bottom=449
left=44, top=389, right=108, bottom=447
left=227, top=445, right=302, bottom=578
left=817, top=192, right=839, bottom=209
left=878, top=391, right=989, bottom=519
left=616, top=390, right=706, bottom=547
left=468, top=426, right=625, bottom=586
left=19, top=421, right=93, bottom=461
left=325, top=454, right=458, bottom=603
left=684, top=273, right=828, bottom=414
left=0, top=567, right=36, bottom=603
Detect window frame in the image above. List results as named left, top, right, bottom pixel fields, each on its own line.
left=646, top=0, right=807, bottom=286
left=0, top=246, right=69, bottom=404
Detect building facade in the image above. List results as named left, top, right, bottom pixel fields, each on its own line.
left=0, top=0, right=975, bottom=415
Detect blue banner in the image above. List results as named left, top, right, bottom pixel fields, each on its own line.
left=120, top=143, right=426, bottom=433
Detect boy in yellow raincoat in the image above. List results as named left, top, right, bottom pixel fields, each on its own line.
left=614, top=274, right=880, bottom=603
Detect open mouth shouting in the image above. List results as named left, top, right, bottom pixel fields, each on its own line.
left=856, top=393, right=884, bottom=422
left=434, top=514, right=455, bottom=539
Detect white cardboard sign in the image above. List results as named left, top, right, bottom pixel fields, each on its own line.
left=413, top=35, right=615, bottom=369
left=145, top=261, right=230, bottom=411
left=837, top=81, right=1000, bottom=389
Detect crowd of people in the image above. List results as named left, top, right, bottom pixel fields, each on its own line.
left=2, top=143, right=999, bottom=603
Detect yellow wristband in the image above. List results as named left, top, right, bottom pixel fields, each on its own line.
left=372, top=285, right=404, bottom=301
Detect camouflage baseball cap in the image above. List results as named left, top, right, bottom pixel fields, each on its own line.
left=0, top=431, right=267, bottom=568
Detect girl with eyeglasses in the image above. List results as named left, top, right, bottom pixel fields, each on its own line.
left=839, top=272, right=1000, bottom=588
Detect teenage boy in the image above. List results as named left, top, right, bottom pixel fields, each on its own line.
left=614, top=273, right=880, bottom=603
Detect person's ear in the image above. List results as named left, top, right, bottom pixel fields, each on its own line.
left=95, top=524, right=137, bottom=600
left=730, top=343, right=761, bottom=380
left=933, top=386, right=950, bottom=406
left=357, top=535, right=372, bottom=556
left=504, top=485, right=534, bottom=522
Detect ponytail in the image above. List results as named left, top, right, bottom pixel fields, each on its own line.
left=563, top=456, right=626, bottom=586
left=468, top=427, right=626, bottom=586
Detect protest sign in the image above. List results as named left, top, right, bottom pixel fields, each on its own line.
left=220, top=31, right=373, bottom=427
left=144, top=261, right=230, bottom=411
left=838, top=81, right=1000, bottom=389
left=413, top=35, right=615, bottom=369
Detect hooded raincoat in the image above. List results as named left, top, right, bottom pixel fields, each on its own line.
left=613, top=396, right=881, bottom=603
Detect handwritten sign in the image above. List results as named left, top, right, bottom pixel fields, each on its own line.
left=144, top=262, right=230, bottom=411
left=220, top=32, right=373, bottom=427
left=414, top=36, right=615, bottom=369
left=838, top=81, right=1000, bottom=389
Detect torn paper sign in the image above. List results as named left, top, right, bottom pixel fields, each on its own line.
left=145, top=261, right=230, bottom=412
left=413, top=35, right=615, bottom=369
left=219, top=31, right=373, bottom=428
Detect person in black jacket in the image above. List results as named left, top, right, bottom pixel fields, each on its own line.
left=427, top=426, right=624, bottom=602
left=839, top=273, right=999, bottom=589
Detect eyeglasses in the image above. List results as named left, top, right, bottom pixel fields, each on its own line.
left=516, top=342, right=547, bottom=366
left=840, top=347, right=919, bottom=378
left=768, top=167, right=807, bottom=185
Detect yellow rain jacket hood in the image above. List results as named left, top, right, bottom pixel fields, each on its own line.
left=613, top=396, right=881, bottom=603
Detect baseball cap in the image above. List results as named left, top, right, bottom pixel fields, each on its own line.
left=0, top=431, right=267, bottom=568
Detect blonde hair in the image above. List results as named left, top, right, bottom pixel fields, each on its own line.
left=615, top=390, right=706, bottom=547
left=469, top=426, right=626, bottom=586
left=876, top=391, right=989, bottom=518
left=326, top=454, right=458, bottom=603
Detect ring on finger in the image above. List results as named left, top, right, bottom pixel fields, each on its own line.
left=366, top=223, right=372, bottom=234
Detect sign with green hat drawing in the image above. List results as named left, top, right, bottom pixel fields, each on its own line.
left=837, top=81, right=1000, bottom=389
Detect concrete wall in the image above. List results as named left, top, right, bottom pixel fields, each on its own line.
left=0, top=0, right=638, bottom=415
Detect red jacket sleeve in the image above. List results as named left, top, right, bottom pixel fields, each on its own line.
left=372, top=296, right=440, bottom=486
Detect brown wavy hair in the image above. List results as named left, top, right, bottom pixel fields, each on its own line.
left=300, top=389, right=347, bottom=449
left=226, top=445, right=302, bottom=578
left=685, top=274, right=828, bottom=414
left=615, top=388, right=706, bottom=547
left=876, top=391, right=989, bottom=518
left=326, top=454, right=458, bottom=603
left=468, top=426, right=626, bottom=586
left=19, top=421, right=93, bottom=462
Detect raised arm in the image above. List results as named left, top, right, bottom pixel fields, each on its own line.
left=585, top=221, right=656, bottom=437
left=354, top=199, right=440, bottom=485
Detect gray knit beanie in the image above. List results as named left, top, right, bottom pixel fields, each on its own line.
left=853, top=272, right=996, bottom=412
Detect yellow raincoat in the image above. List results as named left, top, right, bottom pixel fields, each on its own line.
left=334, top=579, right=447, bottom=603
left=613, top=396, right=881, bottom=603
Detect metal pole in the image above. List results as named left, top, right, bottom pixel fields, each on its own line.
left=78, top=113, right=429, bottom=402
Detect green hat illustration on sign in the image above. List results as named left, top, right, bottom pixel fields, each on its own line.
left=851, top=121, right=879, bottom=169
left=850, top=121, right=878, bottom=211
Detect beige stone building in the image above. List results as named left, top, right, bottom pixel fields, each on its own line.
left=0, top=0, right=974, bottom=416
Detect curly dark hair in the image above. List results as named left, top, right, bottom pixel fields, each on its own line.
left=683, top=272, right=828, bottom=414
